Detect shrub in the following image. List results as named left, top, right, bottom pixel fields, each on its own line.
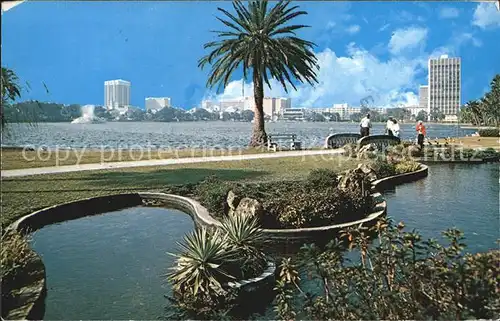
left=476, top=147, right=500, bottom=160
left=276, top=188, right=372, bottom=228
left=1, top=231, right=37, bottom=319
left=194, top=176, right=232, bottom=217
left=403, top=145, right=424, bottom=157
left=0, top=231, right=35, bottom=282
left=368, top=158, right=396, bottom=178
left=395, top=160, right=421, bottom=174
left=306, top=169, right=339, bottom=189
left=274, top=220, right=500, bottom=320
left=478, top=128, right=500, bottom=137
left=342, top=143, right=357, bottom=158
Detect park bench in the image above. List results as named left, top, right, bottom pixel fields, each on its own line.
left=267, top=133, right=301, bottom=152
left=358, top=135, right=401, bottom=151
left=325, top=133, right=361, bottom=149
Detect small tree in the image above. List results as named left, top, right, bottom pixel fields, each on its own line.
left=1, top=67, right=22, bottom=131
left=416, top=110, right=428, bottom=122
left=199, top=0, right=319, bottom=146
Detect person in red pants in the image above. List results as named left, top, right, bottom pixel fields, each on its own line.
left=416, top=120, right=426, bottom=149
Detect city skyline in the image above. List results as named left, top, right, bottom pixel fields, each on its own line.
left=2, top=1, right=499, bottom=109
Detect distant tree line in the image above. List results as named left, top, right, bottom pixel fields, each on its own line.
left=2, top=101, right=258, bottom=123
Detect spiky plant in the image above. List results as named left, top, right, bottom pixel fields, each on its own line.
left=220, top=215, right=267, bottom=277
left=199, top=0, right=319, bottom=146
left=167, top=228, right=237, bottom=297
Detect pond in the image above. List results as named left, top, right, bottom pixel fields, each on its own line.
left=30, top=163, right=499, bottom=320
left=31, top=206, right=194, bottom=320
left=384, top=163, right=499, bottom=253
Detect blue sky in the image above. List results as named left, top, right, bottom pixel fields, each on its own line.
left=2, top=1, right=499, bottom=109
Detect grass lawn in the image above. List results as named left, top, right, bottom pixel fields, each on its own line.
left=0, top=146, right=325, bottom=170
left=436, top=137, right=500, bottom=149
left=1, top=154, right=359, bottom=227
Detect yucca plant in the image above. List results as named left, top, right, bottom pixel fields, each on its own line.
left=220, top=215, right=267, bottom=278
left=167, top=228, right=237, bottom=297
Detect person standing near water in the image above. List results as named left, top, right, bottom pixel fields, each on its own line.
left=386, top=117, right=394, bottom=136
left=416, top=120, right=426, bottom=149
left=391, top=118, right=401, bottom=138
left=359, top=113, right=372, bottom=137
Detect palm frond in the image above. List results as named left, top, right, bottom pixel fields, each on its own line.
left=199, top=0, right=319, bottom=94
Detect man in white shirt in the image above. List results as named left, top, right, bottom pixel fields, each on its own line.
left=386, top=117, right=394, bottom=136
left=359, top=113, right=372, bottom=137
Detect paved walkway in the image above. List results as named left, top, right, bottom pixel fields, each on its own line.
left=1, top=149, right=344, bottom=178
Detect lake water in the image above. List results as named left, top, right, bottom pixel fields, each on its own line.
left=31, top=207, right=194, bottom=320
left=30, top=164, right=498, bottom=319
left=4, top=121, right=474, bottom=149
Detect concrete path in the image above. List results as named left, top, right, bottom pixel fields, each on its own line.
left=1, top=149, right=344, bottom=178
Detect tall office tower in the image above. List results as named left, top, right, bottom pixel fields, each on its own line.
left=428, top=55, right=461, bottom=121
left=419, top=85, right=429, bottom=110
left=275, top=97, right=291, bottom=115
left=145, top=97, right=171, bottom=112
left=104, top=79, right=131, bottom=110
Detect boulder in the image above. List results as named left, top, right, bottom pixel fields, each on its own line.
left=357, top=163, right=378, bottom=182
left=357, top=143, right=378, bottom=160
left=339, top=166, right=373, bottom=196
left=232, top=197, right=263, bottom=219
left=226, top=190, right=241, bottom=210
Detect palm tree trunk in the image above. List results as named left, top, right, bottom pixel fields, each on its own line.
left=250, top=69, right=267, bottom=147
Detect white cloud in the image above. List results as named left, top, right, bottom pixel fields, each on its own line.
left=345, top=24, right=361, bottom=34
left=429, top=32, right=482, bottom=58
left=389, top=27, right=428, bottom=55
left=439, top=7, right=460, bottom=19
left=202, top=24, right=479, bottom=110
left=205, top=44, right=424, bottom=109
left=472, top=3, right=500, bottom=29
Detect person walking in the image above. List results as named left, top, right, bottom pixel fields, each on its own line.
left=416, top=120, right=426, bottom=149
left=391, top=118, right=401, bottom=138
left=386, top=117, right=394, bottom=136
left=359, top=113, right=372, bottom=137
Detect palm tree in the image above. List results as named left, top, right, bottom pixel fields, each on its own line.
left=1, top=67, right=22, bottom=131
left=199, top=0, right=319, bottom=146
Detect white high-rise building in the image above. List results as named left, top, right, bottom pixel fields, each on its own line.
left=145, top=97, right=171, bottom=112
left=104, top=79, right=131, bottom=111
left=428, top=55, right=461, bottom=121
left=419, top=85, right=429, bottom=110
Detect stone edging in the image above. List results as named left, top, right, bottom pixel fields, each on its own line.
left=226, top=261, right=276, bottom=291
left=371, top=164, right=429, bottom=190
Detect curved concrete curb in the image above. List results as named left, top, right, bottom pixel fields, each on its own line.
left=227, top=261, right=276, bottom=291
left=371, top=164, right=429, bottom=191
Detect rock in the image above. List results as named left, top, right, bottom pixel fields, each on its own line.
left=357, top=143, right=378, bottom=160
left=232, top=198, right=263, bottom=219
left=339, top=166, right=373, bottom=196
left=357, top=163, right=378, bottom=181
left=226, top=190, right=241, bottom=210
left=406, top=145, right=422, bottom=157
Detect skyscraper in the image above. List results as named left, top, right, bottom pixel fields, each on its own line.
left=104, top=79, right=131, bottom=110
left=428, top=55, right=461, bottom=121
left=419, top=85, right=428, bottom=110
